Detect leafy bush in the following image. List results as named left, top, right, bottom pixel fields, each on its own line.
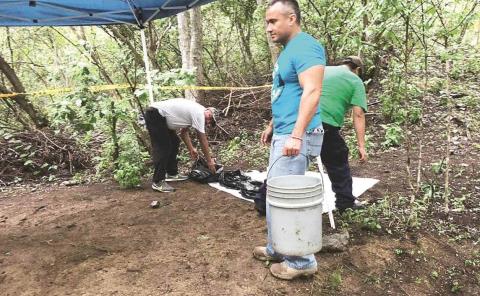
left=95, top=130, right=149, bottom=188
left=345, top=134, right=374, bottom=159
left=218, top=131, right=269, bottom=169
left=114, top=161, right=143, bottom=189
left=113, top=132, right=149, bottom=189
left=378, top=62, right=422, bottom=125
left=49, top=65, right=103, bottom=133
left=381, top=124, right=404, bottom=148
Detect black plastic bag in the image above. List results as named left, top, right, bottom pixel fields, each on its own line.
left=218, top=170, right=251, bottom=189
left=188, top=157, right=223, bottom=183
left=240, top=180, right=263, bottom=200
left=253, top=179, right=267, bottom=216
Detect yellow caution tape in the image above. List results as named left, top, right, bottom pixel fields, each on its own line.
left=0, top=84, right=272, bottom=99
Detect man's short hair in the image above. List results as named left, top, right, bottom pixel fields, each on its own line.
left=268, top=0, right=301, bottom=24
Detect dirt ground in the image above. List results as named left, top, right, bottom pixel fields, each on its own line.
left=1, top=177, right=478, bottom=296
left=1, top=73, right=479, bottom=295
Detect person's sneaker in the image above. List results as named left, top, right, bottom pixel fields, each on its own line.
left=253, top=246, right=282, bottom=262
left=165, top=174, right=189, bottom=182
left=337, top=199, right=366, bottom=213
left=270, top=262, right=317, bottom=280
left=355, top=198, right=367, bottom=206
left=152, top=180, right=176, bottom=193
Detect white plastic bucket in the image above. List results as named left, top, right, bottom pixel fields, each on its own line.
left=267, top=175, right=323, bottom=256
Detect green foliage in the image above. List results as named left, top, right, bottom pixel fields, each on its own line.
left=381, top=124, right=404, bottom=148
left=428, top=77, right=446, bottom=94
left=218, top=131, right=269, bottom=169
left=346, top=134, right=373, bottom=159
left=113, top=132, right=149, bottom=189
left=328, top=269, right=343, bottom=290
left=49, top=65, right=103, bottom=132
left=46, top=62, right=148, bottom=188
left=464, top=259, right=480, bottom=267
left=464, top=251, right=480, bottom=267
left=378, top=62, right=422, bottom=125
left=113, top=163, right=142, bottom=189
left=431, top=160, right=446, bottom=175
left=451, top=194, right=467, bottom=212
left=421, top=182, right=442, bottom=201
left=450, top=280, right=462, bottom=293
left=220, top=136, right=242, bottom=164
left=339, top=205, right=382, bottom=232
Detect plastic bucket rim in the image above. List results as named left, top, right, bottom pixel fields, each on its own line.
left=267, top=175, right=322, bottom=191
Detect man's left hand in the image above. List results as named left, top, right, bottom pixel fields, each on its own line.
left=358, top=146, right=367, bottom=162
left=282, top=137, right=302, bottom=156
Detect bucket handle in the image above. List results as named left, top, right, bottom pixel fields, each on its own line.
left=267, top=153, right=324, bottom=191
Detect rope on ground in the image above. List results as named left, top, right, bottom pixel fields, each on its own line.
left=0, top=84, right=272, bottom=99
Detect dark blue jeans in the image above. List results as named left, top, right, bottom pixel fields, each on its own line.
left=320, top=123, right=355, bottom=210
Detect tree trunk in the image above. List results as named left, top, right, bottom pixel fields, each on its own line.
left=256, top=0, right=280, bottom=66
left=416, top=0, right=429, bottom=195
left=189, top=6, right=204, bottom=102
left=403, top=15, right=415, bottom=193
left=361, top=0, right=369, bottom=44
left=0, top=54, right=49, bottom=128
left=444, top=59, right=452, bottom=212
left=177, top=11, right=191, bottom=73
left=178, top=8, right=204, bottom=102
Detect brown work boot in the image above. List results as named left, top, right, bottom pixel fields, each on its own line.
left=253, top=246, right=282, bottom=262
left=270, top=262, right=317, bottom=280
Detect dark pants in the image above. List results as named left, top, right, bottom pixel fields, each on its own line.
left=320, top=123, right=355, bottom=210
left=145, top=107, right=180, bottom=183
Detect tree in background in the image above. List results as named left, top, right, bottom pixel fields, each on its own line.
left=177, top=7, right=204, bottom=101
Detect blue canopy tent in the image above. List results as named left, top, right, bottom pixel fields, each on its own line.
left=0, top=0, right=216, bottom=103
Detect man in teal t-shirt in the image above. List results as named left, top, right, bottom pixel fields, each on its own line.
left=319, top=56, right=368, bottom=212
left=270, top=32, right=325, bottom=135
left=253, top=0, right=325, bottom=281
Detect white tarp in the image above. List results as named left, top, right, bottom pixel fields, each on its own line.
left=208, top=170, right=379, bottom=214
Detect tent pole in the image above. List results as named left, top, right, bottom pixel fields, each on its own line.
left=140, top=29, right=154, bottom=105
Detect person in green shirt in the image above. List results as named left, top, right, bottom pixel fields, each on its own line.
left=320, top=56, right=368, bottom=212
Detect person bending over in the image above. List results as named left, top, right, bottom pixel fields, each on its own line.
left=144, top=98, right=217, bottom=192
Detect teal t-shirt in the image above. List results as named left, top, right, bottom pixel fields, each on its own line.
left=320, top=65, right=368, bottom=127
left=271, top=32, right=326, bottom=135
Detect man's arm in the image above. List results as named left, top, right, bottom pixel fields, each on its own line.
left=196, top=131, right=216, bottom=173
left=261, top=119, right=273, bottom=145
left=352, top=106, right=367, bottom=162
left=180, top=128, right=198, bottom=160
left=283, top=65, right=325, bottom=156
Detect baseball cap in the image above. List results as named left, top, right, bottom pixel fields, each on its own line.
left=206, top=107, right=219, bottom=127
left=341, top=56, right=364, bottom=69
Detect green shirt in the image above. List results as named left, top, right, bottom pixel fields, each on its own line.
left=320, top=65, right=367, bottom=127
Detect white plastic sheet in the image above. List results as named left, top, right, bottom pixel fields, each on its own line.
left=208, top=170, right=379, bottom=214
